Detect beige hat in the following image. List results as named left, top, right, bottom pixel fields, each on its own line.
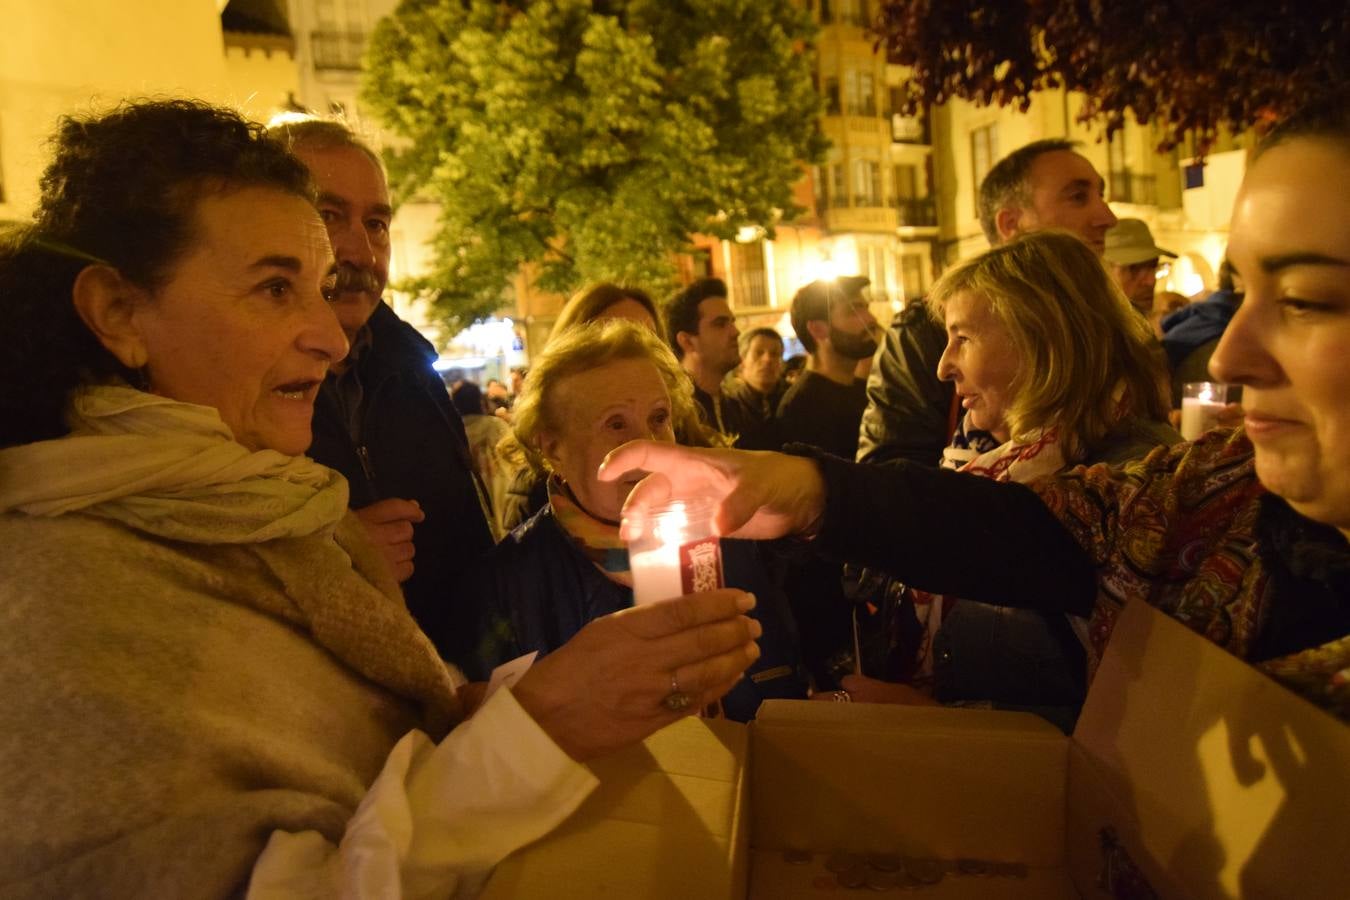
left=1104, top=218, right=1177, bottom=266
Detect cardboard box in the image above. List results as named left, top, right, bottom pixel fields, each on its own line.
left=480, top=602, right=1350, bottom=898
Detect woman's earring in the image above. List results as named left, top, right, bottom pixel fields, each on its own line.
left=125, top=349, right=150, bottom=391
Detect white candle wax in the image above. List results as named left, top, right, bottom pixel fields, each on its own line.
left=1180, top=398, right=1225, bottom=441
left=630, top=544, right=685, bottom=605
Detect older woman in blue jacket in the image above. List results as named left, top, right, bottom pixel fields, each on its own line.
left=450, top=320, right=808, bottom=720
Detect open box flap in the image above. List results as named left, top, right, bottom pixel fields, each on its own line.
left=479, top=716, right=749, bottom=900
left=1069, top=600, right=1350, bottom=899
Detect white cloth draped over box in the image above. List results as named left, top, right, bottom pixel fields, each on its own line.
left=0, top=386, right=596, bottom=899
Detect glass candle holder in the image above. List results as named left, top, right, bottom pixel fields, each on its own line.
left=624, top=497, right=724, bottom=605
left=1180, top=382, right=1238, bottom=441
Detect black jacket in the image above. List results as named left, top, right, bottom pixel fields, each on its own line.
left=856, top=303, right=954, bottom=465
left=308, top=303, right=494, bottom=654
left=807, top=448, right=1098, bottom=614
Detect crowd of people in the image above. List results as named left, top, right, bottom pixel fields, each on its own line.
left=0, top=84, right=1346, bottom=897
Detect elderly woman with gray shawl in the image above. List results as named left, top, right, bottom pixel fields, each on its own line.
left=0, top=101, right=760, bottom=899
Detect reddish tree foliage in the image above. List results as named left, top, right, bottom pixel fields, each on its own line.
left=875, top=0, right=1350, bottom=150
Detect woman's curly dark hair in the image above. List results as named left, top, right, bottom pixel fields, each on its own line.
left=1, top=99, right=314, bottom=448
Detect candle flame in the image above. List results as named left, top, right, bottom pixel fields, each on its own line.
left=651, top=502, right=689, bottom=546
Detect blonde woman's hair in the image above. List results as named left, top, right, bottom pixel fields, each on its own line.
left=547, top=282, right=665, bottom=344
left=500, top=319, right=720, bottom=476
left=926, top=230, right=1169, bottom=461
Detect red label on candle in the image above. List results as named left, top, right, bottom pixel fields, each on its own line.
left=679, top=537, right=724, bottom=594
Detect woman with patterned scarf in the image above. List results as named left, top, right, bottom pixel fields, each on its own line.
left=838, top=232, right=1177, bottom=727
left=451, top=319, right=808, bottom=720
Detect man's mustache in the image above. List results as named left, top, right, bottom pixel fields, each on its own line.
left=333, top=264, right=381, bottom=294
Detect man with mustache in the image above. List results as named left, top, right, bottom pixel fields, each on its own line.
left=270, top=119, right=495, bottom=659
left=776, top=276, right=880, bottom=460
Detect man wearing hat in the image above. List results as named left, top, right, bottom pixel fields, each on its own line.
left=1104, top=218, right=1178, bottom=316
left=776, top=275, right=879, bottom=459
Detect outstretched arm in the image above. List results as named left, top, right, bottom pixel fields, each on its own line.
left=601, top=441, right=1096, bottom=616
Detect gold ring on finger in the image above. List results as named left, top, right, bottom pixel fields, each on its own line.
left=663, top=671, right=692, bottom=711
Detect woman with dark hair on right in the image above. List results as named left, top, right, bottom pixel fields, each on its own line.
left=605, top=93, right=1350, bottom=724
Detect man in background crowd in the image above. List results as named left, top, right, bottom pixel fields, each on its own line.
left=1161, top=261, right=1244, bottom=406
left=776, top=276, right=879, bottom=460
left=772, top=276, right=879, bottom=691
left=665, top=278, right=752, bottom=442
left=724, top=326, right=785, bottom=433
left=1104, top=218, right=1177, bottom=317
left=272, top=118, right=494, bottom=661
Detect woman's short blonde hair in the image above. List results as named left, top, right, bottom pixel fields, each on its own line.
left=926, top=230, right=1169, bottom=461
left=548, top=283, right=665, bottom=344
left=501, top=319, right=719, bottom=475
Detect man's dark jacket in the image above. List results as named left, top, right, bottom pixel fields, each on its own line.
left=308, top=302, right=494, bottom=659
left=856, top=303, right=954, bottom=465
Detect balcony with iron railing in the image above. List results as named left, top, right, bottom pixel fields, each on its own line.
left=1109, top=170, right=1159, bottom=207
left=826, top=205, right=898, bottom=232
left=731, top=270, right=770, bottom=309
left=311, top=30, right=366, bottom=71
left=890, top=113, right=929, bottom=145
left=892, top=196, right=937, bottom=227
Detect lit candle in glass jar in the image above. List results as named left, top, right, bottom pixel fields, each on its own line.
left=1180, top=381, right=1234, bottom=441
left=625, top=498, right=724, bottom=605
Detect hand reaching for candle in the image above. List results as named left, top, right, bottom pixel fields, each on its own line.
left=598, top=441, right=827, bottom=541
left=511, top=588, right=762, bottom=761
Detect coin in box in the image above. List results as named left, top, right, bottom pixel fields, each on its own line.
left=992, top=861, right=1029, bottom=878
left=956, top=857, right=992, bottom=876
left=906, top=858, right=943, bottom=885
left=866, top=852, right=902, bottom=872
left=865, top=869, right=898, bottom=891
left=895, top=870, right=922, bottom=891
left=825, top=850, right=861, bottom=874
left=836, top=864, right=868, bottom=889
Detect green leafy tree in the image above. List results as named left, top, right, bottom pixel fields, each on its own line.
left=876, top=0, right=1349, bottom=151
left=363, top=0, right=826, bottom=332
